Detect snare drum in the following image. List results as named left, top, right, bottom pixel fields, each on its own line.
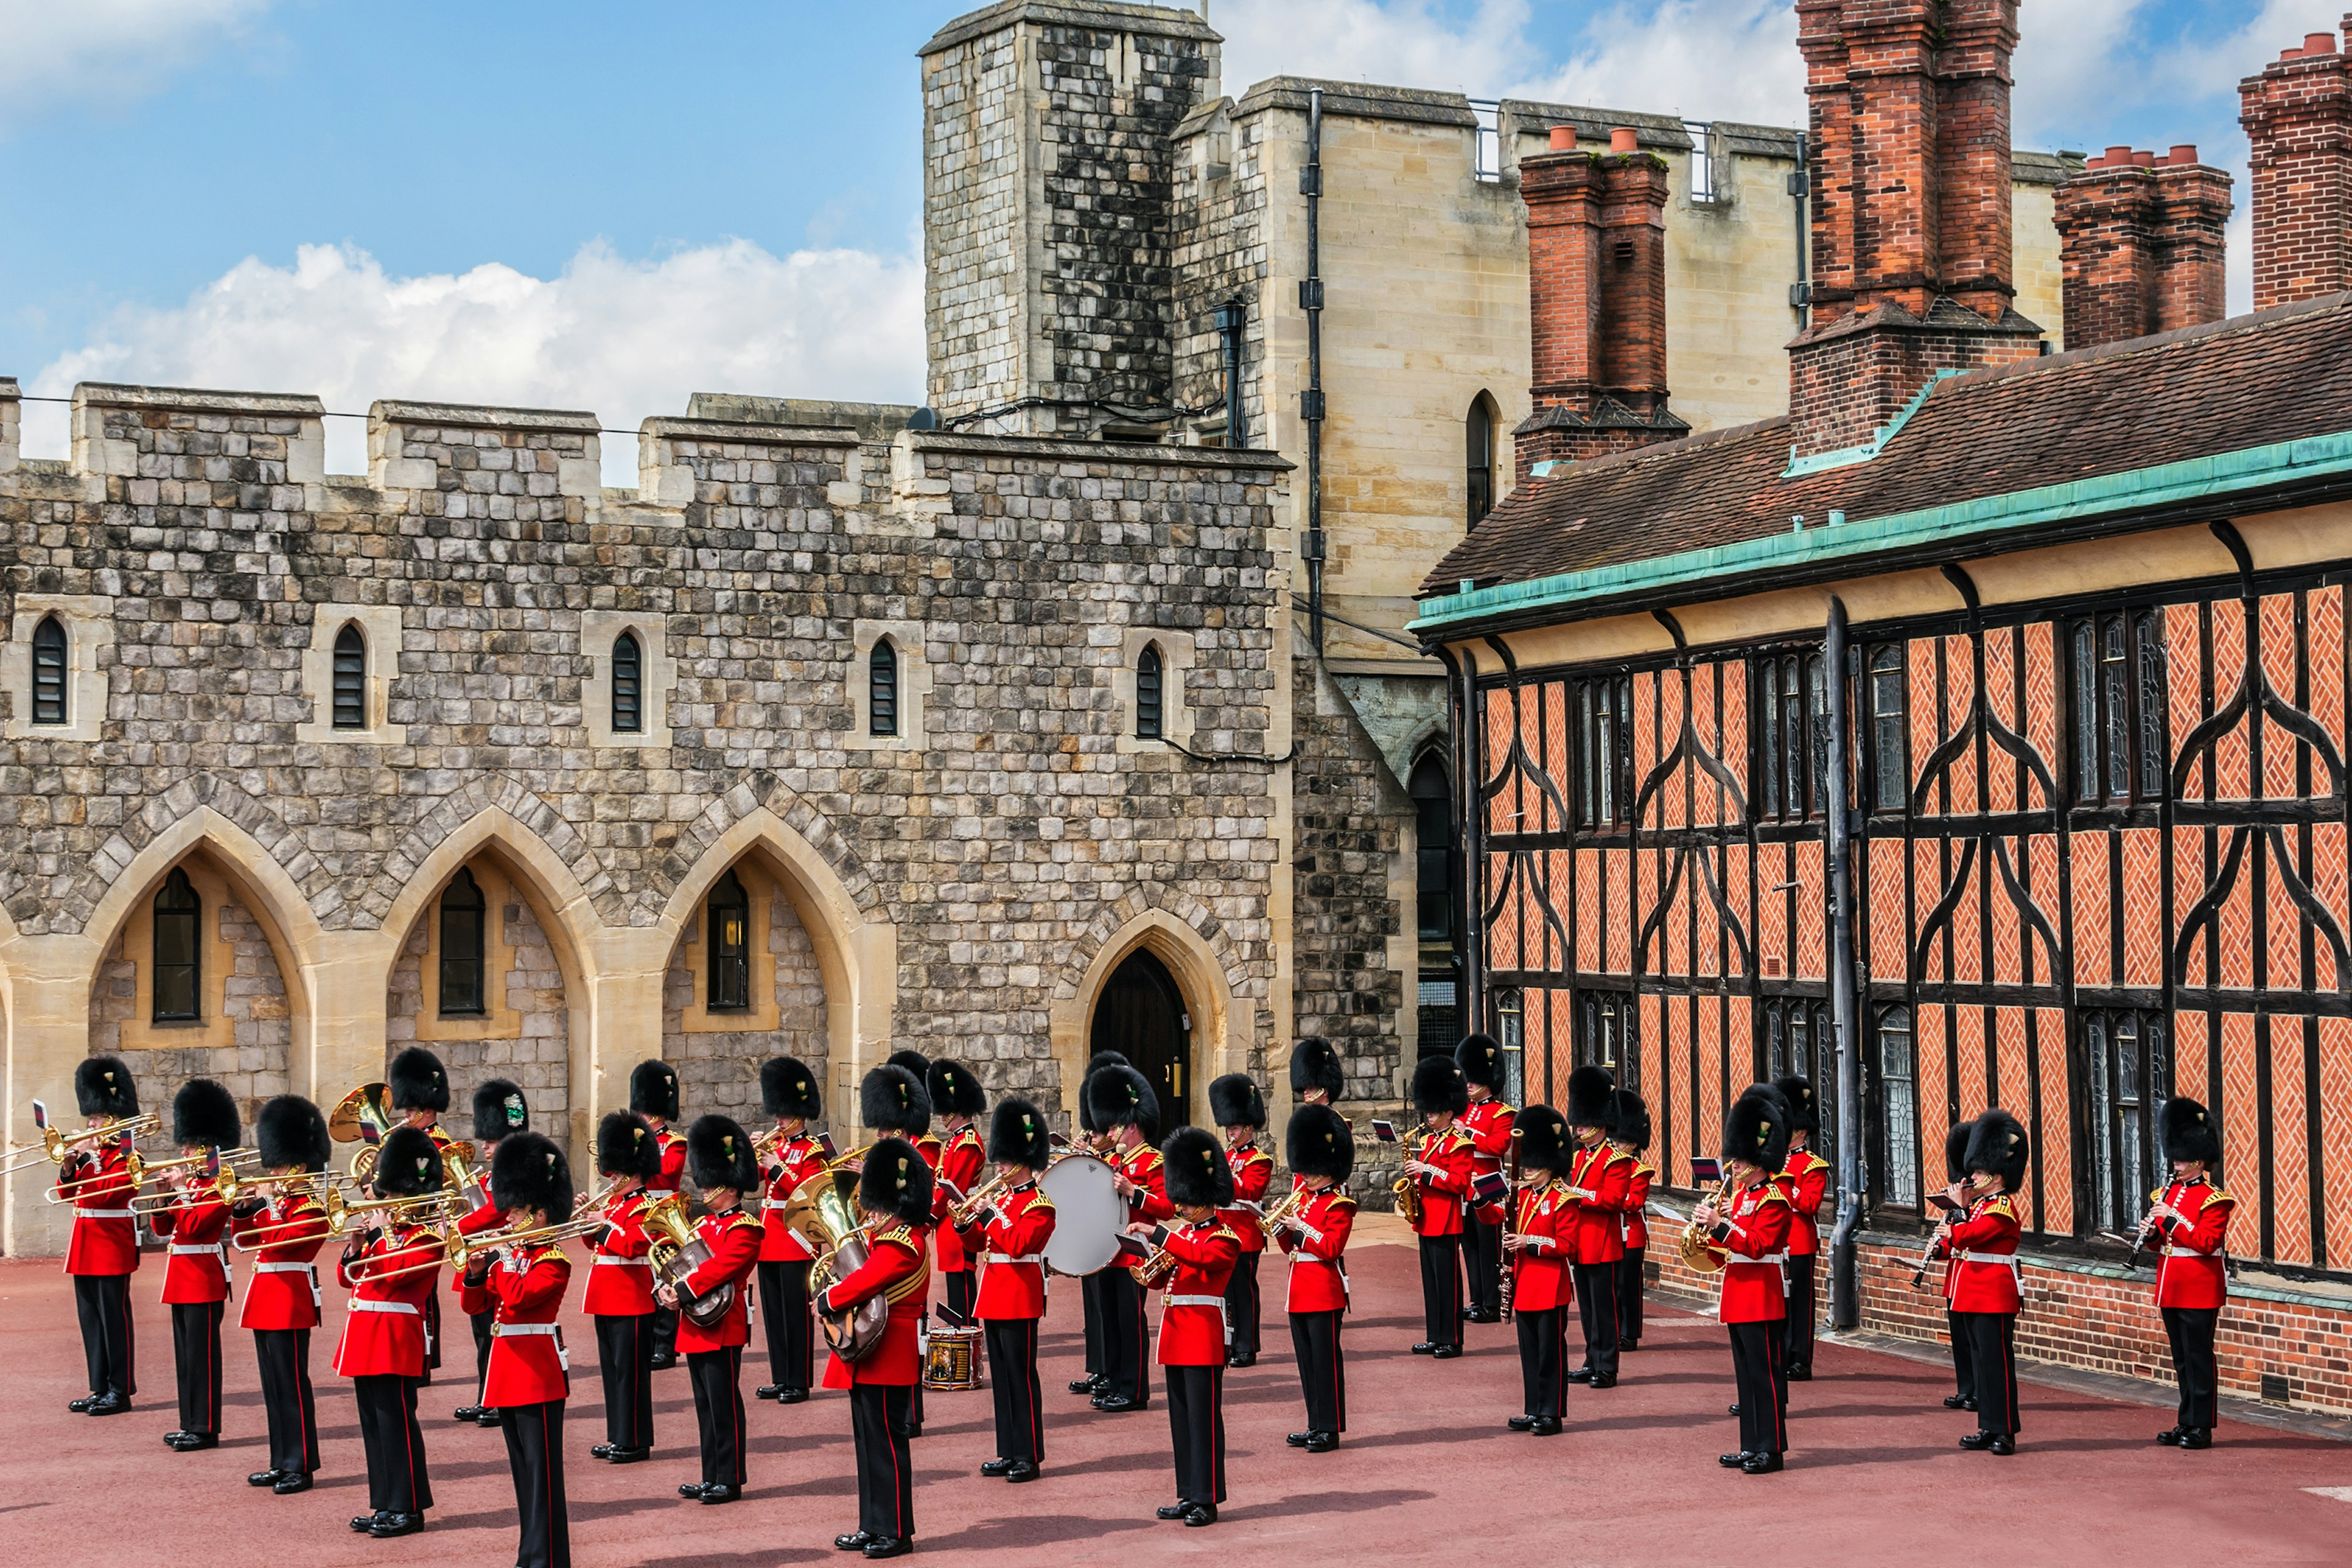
left=922, top=1323, right=982, bottom=1390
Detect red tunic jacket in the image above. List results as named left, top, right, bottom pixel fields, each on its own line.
left=153, top=1188, right=232, bottom=1304
left=820, top=1224, right=930, bottom=1387
left=460, top=1244, right=573, bottom=1405
left=649, top=1128, right=687, bottom=1193
left=452, top=1193, right=506, bottom=1317
left=1565, top=1142, right=1632, bottom=1264
left=333, top=1222, right=442, bottom=1379
left=1711, top=1179, right=1792, bottom=1324
left=1121, top=1142, right=1173, bottom=1226
left=1507, top=1179, right=1577, bottom=1312
left=1223, top=1142, right=1273, bottom=1253
left=675, top=1207, right=764, bottom=1353
left=56, top=1142, right=140, bottom=1276
left=930, top=1124, right=987, bottom=1274
left=1945, top=1192, right=2023, bottom=1314
left=758, top=1134, right=827, bottom=1264
left=1409, top=1125, right=1476, bottom=1238
left=1275, top=1188, right=1355, bottom=1313
left=1151, top=1218, right=1242, bottom=1365
left=965, top=1182, right=1055, bottom=1319
left=1461, top=1098, right=1517, bottom=1180
left=237, top=1187, right=328, bottom=1331
left=584, top=1188, right=657, bottom=1317
left=1620, top=1156, right=1654, bottom=1251
left=2153, top=1177, right=2233, bottom=1310
left=1779, top=1147, right=1831, bottom=1257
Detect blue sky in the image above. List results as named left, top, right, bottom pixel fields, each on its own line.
left=1, top=1, right=2337, bottom=476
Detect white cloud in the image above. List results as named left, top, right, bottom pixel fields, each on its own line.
left=1513, top=0, right=1798, bottom=124
left=1216, top=0, right=1530, bottom=97
left=0, top=0, right=278, bottom=116
left=24, top=239, right=927, bottom=484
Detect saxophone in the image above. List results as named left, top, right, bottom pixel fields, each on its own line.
left=1392, top=1129, right=1430, bottom=1225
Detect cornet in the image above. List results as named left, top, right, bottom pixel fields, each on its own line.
left=948, top=1168, right=1016, bottom=1229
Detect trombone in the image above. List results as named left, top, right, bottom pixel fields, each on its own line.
left=230, top=1183, right=457, bottom=1251
left=352, top=1213, right=608, bottom=1284
left=2, top=1111, right=162, bottom=1177
left=129, top=1154, right=260, bottom=1213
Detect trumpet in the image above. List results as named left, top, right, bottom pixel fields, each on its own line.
left=1256, top=1183, right=1308, bottom=1236
left=130, top=1158, right=257, bottom=1213
left=3, top=1111, right=162, bottom=1177
left=948, top=1168, right=1016, bottom=1229
left=1128, top=1235, right=1178, bottom=1288
left=571, top=1174, right=622, bottom=1216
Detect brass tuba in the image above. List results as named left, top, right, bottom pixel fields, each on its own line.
left=800, top=1167, right=889, bottom=1360
left=643, top=1193, right=737, bottom=1332
left=329, top=1083, right=397, bottom=1185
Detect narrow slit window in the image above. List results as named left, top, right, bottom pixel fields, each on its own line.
left=612, top=631, right=643, bottom=734
left=1869, top=643, right=1908, bottom=812
left=869, top=641, right=898, bottom=737
left=151, top=867, right=201, bottom=1023
left=707, top=869, right=752, bottom=1011
left=1877, top=1006, right=1918, bottom=1207
left=437, top=868, right=487, bottom=1017
left=31, top=615, right=68, bottom=725
left=1137, top=645, right=1164, bottom=739
left=331, top=623, right=367, bottom=730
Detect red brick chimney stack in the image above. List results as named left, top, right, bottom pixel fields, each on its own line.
left=2054, top=146, right=2233, bottom=350
left=2241, top=20, right=2352, bottom=310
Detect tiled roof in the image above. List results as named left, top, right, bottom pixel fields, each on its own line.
left=1421, top=293, right=2352, bottom=608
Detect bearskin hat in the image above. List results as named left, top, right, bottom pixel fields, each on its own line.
left=1721, top=1090, right=1791, bottom=1174
left=1289, top=1039, right=1344, bottom=1101
left=1455, top=1032, right=1506, bottom=1090
left=1773, top=1075, right=1818, bottom=1136
left=1083, top=1064, right=1159, bottom=1139
left=1411, top=1054, right=1469, bottom=1117
left=373, top=1124, right=445, bottom=1199
left=628, top=1059, right=679, bottom=1122
left=1964, top=1109, right=2029, bottom=1194
left=74, top=1055, right=138, bottom=1120
left=861, top=1064, right=933, bottom=1137
left=1565, top=1064, right=1616, bottom=1129
left=472, top=1078, right=529, bottom=1145
left=987, top=1097, right=1053, bottom=1170
left=2160, top=1097, right=2223, bottom=1168
left=490, top=1131, right=573, bottom=1221
left=1286, top=1103, right=1355, bottom=1183
left=1608, top=1089, right=1652, bottom=1152
left=687, top=1113, right=760, bottom=1194
left=1943, top=1117, right=1977, bottom=1185
left=596, top=1111, right=662, bottom=1182
left=1088, top=1050, right=1129, bottom=1071
left=1515, top=1104, right=1572, bottom=1172
left=172, top=1077, right=240, bottom=1150
left=858, top=1136, right=935, bottom=1226
left=1162, top=1126, right=1236, bottom=1210
left=761, top=1056, right=823, bottom=1121
left=886, top=1049, right=933, bottom=1081
left=927, top=1059, right=987, bottom=1121
left=1208, top=1072, right=1265, bottom=1130
left=256, top=1095, right=331, bottom=1172
left=388, top=1046, right=449, bottom=1114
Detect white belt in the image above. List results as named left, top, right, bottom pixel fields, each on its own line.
left=592, top=1256, right=652, bottom=1267
left=1960, top=1252, right=2019, bottom=1269
left=984, top=1253, right=1043, bottom=1265
left=350, top=1298, right=419, bottom=1316
left=1166, top=1294, right=1226, bottom=1309
left=253, top=1261, right=315, bottom=1274
left=2160, top=1246, right=2220, bottom=1259
left=494, top=1322, right=561, bottom=1336
left=75, top=1207, right=134, bottom=1220
left=170, top=1243, right=226, bottom=1259
left=760, top=1198, right=797, bottom=1210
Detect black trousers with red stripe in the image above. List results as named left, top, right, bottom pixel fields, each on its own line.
left=423, top=1290, right=442, bottom=1376
left=1417, top=1234, right=1463, bottom=1347
left=1165, top=1364, right=1227, bottom=1506
left=1615, top=1246, right=1647, bottom=1344
left=1782, top=1253, right=1818, bottom=1370
left=500, top=1398, right=569, bottom=1568
left=253, top=1327, right=319, bottom=1474
left=756, top=1260, right=813, bottom=1393
left=687, top=1346, right=747, bottom=1486
left=1080, top=1272, right=1106, bottom=1381
left=1570, top=1260, right=1620, bottom=1378
left=1728, top=1320, right=1788, bottom=1457
left=172, top=1300, right=224, bottom=1433
left=72, top=1273, right=136, bottom=1396
left=469, top=1305, right=494, bottom=1400
left=594, top=1313, right=654, bottom=1449
left=1466, top=1214, right=1505, bottom=1316
left=1516, top=1305, right=1566, bottom=1420
left=1947, top=1308, right=1976, bottom=1402
left=1100, top=1269, right=1152, bottom=1407
left=1289, top=1309, right=1346, bottom=1433
left=1957, top=1310, right=2021, bottom=1436
left=984, top=1317, right=1044, bottom=1462
left=353, top=1373, right=433, bottom=1513
left=1223, top=1251, right=1261, bottom=1359
left=2163, top=1306, right=2220, bottom=1430
left=851, top=1383, right=916, bottom=1539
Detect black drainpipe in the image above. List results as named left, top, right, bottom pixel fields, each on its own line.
left=1213, top=295, right=1248, bottom=448
left=1825, top=594, right=1864, bottom=1329
left=1301, top=87, right=1327, bottom=655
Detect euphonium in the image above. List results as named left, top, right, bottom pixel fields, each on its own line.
left=328, top=1082, right=397, bottom=1185
left=1678, top=1176, right=1736, bottom=1275
left=644, top=1193, right=737, bottom=1332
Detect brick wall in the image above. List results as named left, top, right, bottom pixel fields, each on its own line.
left=2056, top=148, right=2233, bottom=350
left=2240, top=21, right=2352, bottom=312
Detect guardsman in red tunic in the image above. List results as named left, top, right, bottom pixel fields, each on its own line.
left=1948, top=1109, right=2029, bottom=1455
left=235, top=1095, right=332, bottom=1493
left=1773, top=1076, right=1830, bottom=1381
left=1608, top=1090, right=1655, bottom=1352
left=2149, top=1098, right=2234, bottom=1449
left=662, top=1114, right=764, bottom=1503
left=1210, top=1073, right=1273, bottom=1366
left=630, top=1060, right=688, bottom=1369
left=956, top=1097, right=1057, bottom=1483
left=1096, top=1064, right=1167, bottom=1410
left=1562, top=1065, right=1630, bottom=1386
left=862, top=1060, right=937, bottom=1436
left=586, top=1112, right=661, bottom=1463
left=461, top=1133, right=577, bottom=1568
left=1501, top=1106, right=1575, bottom=1436
left=755, top=1055, right=826, bottom=1403
left=1273, top=1102, right=1355, bottom=1451
left=1696, top=1089, right=1793, bottom=1473
left=451, top=1077, right=529, bottom=1427
left=154, top=1078, right=241, bottom=1450
left=334, top=1125, right=445, bottom=1539
left=1404, top=1055, right=1476, bottom=1357
left=821, top=1137, right=934, bottom=1561
left=1129, top=1127, right=1242, bottom=1528
left=1072, top=1050, right=1131, bottom=1398
left=1925, top=1118, right=1979, bottom=1412
left=1456, top=1035, right=1517, bottom=1325
left=926, top=1059, right=989, bottom=1329
left=386, top=1046, right=453, bottom=1378
left=56, top=1055, right=143, bottom=1415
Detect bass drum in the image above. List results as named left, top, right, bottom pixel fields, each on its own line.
left=1038, top=1153, right=1125, bottom=1277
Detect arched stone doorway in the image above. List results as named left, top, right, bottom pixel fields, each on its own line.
left=1088, top=947, right=1191, bottom=1126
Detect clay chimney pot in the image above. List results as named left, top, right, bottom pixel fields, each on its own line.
left=2168, top=145, right=2199, bottom=167
left=1548, top=124, right=1576, bottom=151
left=1609, top=127, right=1638, bottom=154
left=2305, top=32, right=2339, bottom=56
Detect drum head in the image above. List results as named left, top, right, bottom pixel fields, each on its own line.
left=1038, top=1153, right=1124, bottom=1276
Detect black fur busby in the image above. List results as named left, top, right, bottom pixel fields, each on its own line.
left=886, top=1049, right=933, bottom=1081
left=472, top=1078, right=529, bottom=1144
left=687, top=1113, right=761, bottom=1194
left=1411, top=1054, right=1469, bottom=1118
left=1088, top=1050, right=1129, bottom=1071
left=1773, top=1075, right=1817, bottom=1136
left=1286, top=1103, right=1355, bottom=1182
left=1721, top=1090, right=1792, bottom=1174
left=596, top=1111, right=662, bottom=1182
left=1289, top=1039, right=1344, bottom=1101
left=1964, top=1109, right=2029, bottom=1194
left=1455, top=1032, right=1506, bottom=1090
left=2160, top=1097, right=2223, bottom=1168
left=861, top=1064, right=933, bottom=1138
left=490, top=1131, right=574, bottom=1221
left=1943, top=1117, right=1977, bottom=1185
left=1083, top=1064, right=1159, bottom=1139
left=256, top=1095, right=330, bottom=1172
left=1565, top=1064, right=1616, bottom=1130
left=1515, top=1104, right=1572, bottom=1173
left=858, top=1136, right=935, bottom=1226
left=1608, top=1089, right=1652, bottom=1152
left=74, top=1055, right=138, bottom=1120
left=1208, top=1072, right=1265, bottom=1130
left=387, top=1046, right=449, bottom=1114
left=374, top=1124, right=445, bottom=1198
left=628, top=1059, right=680, bottom=1122
left=172, top=1077, right=240, bottom=1150
left=761, top=1056, right=823, bottom=1121
left=988, top=1096, right=1053, bottom=1170
left=927, top=1059, right=987, bottom=1121
left=1162, top=1126, right=1235, bottom=1210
